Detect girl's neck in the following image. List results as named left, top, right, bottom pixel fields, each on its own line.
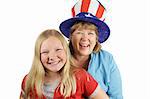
left=44, top=71, right=61, bottom=84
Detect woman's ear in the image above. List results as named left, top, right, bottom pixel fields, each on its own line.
left=69, top=35, right=72, bottom=40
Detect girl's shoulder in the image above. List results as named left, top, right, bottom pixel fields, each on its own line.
left=72, top=68, right=98, bottom=96
left=21, top=74, right=28, bottom=89
left=73, top=68, right=96, bottom=82
left=73, top=68, right=87, bottom=77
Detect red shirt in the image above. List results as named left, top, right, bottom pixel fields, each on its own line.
left=20, top=69, right=98, bottom=99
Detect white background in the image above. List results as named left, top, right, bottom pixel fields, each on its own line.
left=0, top=0, right=149, bottom=98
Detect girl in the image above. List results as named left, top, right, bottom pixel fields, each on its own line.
left=20, top=29, right=109, bottom=99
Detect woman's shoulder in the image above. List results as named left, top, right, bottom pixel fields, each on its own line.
left=92, top=49, right=114, bottom=59
left=90, top=50, right=116, bottom=70
left=99, top=49, right=113, bottom=56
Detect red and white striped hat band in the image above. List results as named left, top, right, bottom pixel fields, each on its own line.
left=72, top=0, right=106, bottom=20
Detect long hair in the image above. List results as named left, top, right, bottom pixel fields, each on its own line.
left=69, top=21, right=101, bottom=54
left=24, top=29, right=76, bottom=98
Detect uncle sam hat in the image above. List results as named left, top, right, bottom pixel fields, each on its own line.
left=59, top=0, right=110, bottom=43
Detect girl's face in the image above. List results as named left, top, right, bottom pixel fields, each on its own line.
left=40, top=36, right=66, bottom=72
left=71, top=29, right=97, bottom=56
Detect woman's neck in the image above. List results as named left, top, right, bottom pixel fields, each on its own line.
left=73, top=54, right=90, bottom=70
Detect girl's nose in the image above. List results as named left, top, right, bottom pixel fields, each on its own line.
left=48, top=52, right=56, bottom=61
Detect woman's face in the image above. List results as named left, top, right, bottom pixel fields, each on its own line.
left=71, top=29, right=97, bottom=56
left=40, top=36, right=66, bottom=72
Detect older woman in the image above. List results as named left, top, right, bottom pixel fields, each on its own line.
left=59, top=0, right=123, bottom=99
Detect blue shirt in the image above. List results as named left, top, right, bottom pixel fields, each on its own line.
left=88, top=50, right=123, bottom=99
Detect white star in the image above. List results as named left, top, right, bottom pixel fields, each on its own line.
left=85, top=13, right=93, bottom=17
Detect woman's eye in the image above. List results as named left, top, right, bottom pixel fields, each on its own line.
left=88, top=32, right=94, bottom=35
left=75, top=32, right=82, bottom=34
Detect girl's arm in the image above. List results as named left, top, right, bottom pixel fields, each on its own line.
left=20, top=89, right=25, bottom=99
left=89, top=85, right=109, bottom=99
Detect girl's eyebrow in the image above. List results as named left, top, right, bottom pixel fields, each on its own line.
left=40, top=49, right=49, bottom=53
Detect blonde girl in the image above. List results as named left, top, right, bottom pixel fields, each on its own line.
left=20, top=29, right=109, bottom=99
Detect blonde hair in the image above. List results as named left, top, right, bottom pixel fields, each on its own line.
left=69, top=21, right=101, bottom=54
left=23, top=29, right=76, bottom=98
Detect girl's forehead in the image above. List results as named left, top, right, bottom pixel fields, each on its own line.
left=46, top=36, right=60, bottom=43
left=41, top=37, right=62, bottom=48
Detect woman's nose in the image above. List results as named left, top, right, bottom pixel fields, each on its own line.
left=81, top=33, right=89, bottom=40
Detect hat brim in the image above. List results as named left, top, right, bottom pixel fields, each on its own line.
left=59, top=17, right=110, bottom=43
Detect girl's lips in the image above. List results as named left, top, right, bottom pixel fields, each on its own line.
left=48, top=61, right=60, bottom=66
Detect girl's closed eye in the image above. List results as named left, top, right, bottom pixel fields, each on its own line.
left=41, top=51, right=49, bottom=54
left=56, top=48, right=63, bottom=52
